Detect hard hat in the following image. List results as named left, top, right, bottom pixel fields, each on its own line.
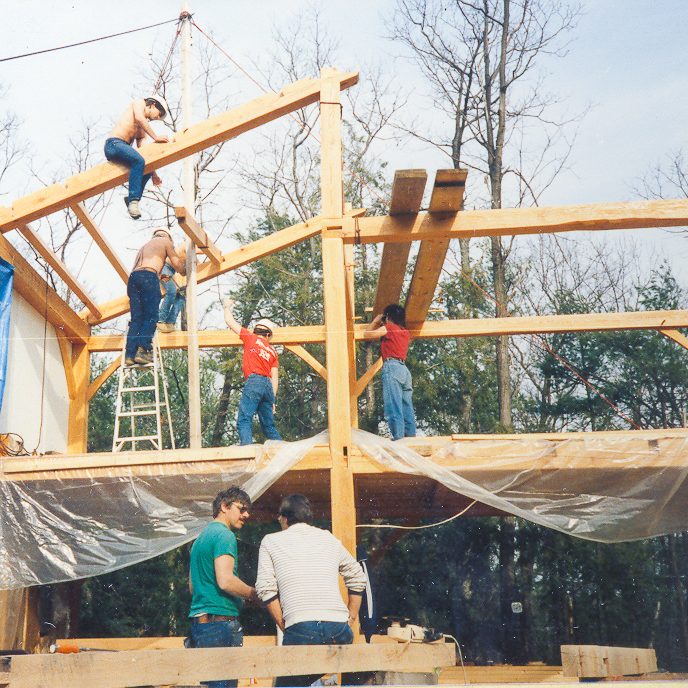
left=254, top=318, right=278, bottom=335
left=152, top=228, right=172, bottom=241
left=147, top=94, right=170, bottom=118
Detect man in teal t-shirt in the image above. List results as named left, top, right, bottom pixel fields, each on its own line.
left=188, top=486, right=257, bottom=688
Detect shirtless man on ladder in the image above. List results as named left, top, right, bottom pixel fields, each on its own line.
left=126, top=229, right=186, bottom=366
left=104, top=95, right=170, bottom=219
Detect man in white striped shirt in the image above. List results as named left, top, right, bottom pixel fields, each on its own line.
left=255, top=494, right=367, bottom=687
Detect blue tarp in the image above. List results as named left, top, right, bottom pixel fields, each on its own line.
left=0, top=258, right=14, bottom=413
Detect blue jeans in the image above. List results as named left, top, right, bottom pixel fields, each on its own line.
left=237, top=374, right=281, bottom=445
left=189, top=619, right=243, bottom=688
left=276, top=621, right=353, bottom=687
left=158, top=266, right=185, bottom=324
left=126, top=270, right=161, bottom=359
left=382, top=359, right=416, bottom=440
left=104, top=137, right=152, bottom=202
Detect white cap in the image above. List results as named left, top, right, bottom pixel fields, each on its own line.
left=152, top=228, right=172, bottom=241
left=254, top=318, right=278, bottom=334
left=146, top=94, right=170, bottom=118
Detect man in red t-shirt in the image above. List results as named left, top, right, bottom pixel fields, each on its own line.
left=364, top=303, right=417, bottom=440
left=223, top=299, right=282, bottom=445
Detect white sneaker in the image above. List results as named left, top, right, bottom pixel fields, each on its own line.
left=127, top=199, right=141, bottom=219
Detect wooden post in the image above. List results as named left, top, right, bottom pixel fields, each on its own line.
left=67, top=342, right=90, bottom=454
left=181, top=6, right=202, bottom=449
left=320, top=68, right=356, bottom=555
left=344, top=241, right=358, bottom=426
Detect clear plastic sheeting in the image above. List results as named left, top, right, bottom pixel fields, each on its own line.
left=0, top=433, right=324, bottom=590
left=3, top=429, right=687, bottom=590
left=353, top=429, right=688, bottom=543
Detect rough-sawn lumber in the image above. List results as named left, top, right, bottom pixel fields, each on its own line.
left=0, top=641, right=454, bottom=688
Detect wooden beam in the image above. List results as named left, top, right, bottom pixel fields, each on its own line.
left=0, top=71, right=359, bottom=232
left=174, top=206, right=222, bottom=264
left=85, top=210, right=365, bottom=326
left=0, top=642, right=455, bottom=688
left=88, top=325, right=327, bottom=352
left=335, top=198, right=688, bottom=244
left=86, top=356, right=122, bottom=401
left=0, top=233, right=89, bottom=342
left=403, top=309, right=688, bottom=337
left=659, top=327, right=688, bottom=351
left=70, top=204, right=129, bottom=283
left=55, top=330, right=76, bottom=400
left=66, top=343, right=90, bottom=454
left=405, top=169, right=467, bottom=323
left=17, top=224, right=101, bottom=319
left=561, top=645, right=657, bottom=678
left=4, top=427, right=688, bottom=481
left=320, top=67, right=356, bottom=558
left=372, top=169, right=427, bottom=315
left=355, top=356, right=383, bottom=398
left=284, top=345, right=327, bottom=380
left=87, top=309, right=688, bottom=352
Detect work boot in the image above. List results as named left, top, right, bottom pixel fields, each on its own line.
left=134, top=347, right=153, bottom=365
left=124, top=356, right=136, bottom=366
left=157, top=322, right=175, bottom=333
left=127, top=199, right=141, bottom=219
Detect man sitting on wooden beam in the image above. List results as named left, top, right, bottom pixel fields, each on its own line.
left=255, top=494, right=367, bottom=687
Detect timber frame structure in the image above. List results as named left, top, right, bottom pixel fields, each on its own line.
left=2, top=67, right=688, bottom=655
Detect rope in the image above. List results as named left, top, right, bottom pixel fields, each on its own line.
left=31, top=264, right=50, bottom=454
left=357, top=500, right=478, bottom=530
left=0, top=18, right=180, bottom=63
left=153, top=18, right=184, bottom=93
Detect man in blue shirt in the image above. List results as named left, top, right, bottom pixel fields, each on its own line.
left=188, top=486, right=257, bottom=688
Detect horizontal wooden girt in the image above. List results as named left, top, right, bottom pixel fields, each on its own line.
left=0, top=70, right=358, bottom=233
left=85, top=209, right=365, bottom=325
left=335, top=198, right=688, bottom=243
left=87, top=308, right=688, bottom=352
left=0, top=233, right=89, bottom=342
left=174, top=206, right=222, bottom=264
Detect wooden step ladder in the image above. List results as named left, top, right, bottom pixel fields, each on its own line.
left=112, top=333, right=175, bottom=452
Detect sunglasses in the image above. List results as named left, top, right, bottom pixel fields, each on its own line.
left=231, top=502, right=250, bottom=515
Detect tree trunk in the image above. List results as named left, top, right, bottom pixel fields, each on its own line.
left=211, top=357, right=234, bottom=446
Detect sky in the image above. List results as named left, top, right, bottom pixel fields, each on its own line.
left=1, top=0, right=687, bottom=311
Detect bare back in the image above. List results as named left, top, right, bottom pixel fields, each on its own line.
left=109, top=100, right=148, bottom=145
left=132, top=237, right=177, bottom=276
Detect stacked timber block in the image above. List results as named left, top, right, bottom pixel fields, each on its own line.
left=561, top=644, right=658, bottom=679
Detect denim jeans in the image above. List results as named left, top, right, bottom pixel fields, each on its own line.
left=158, top=273, right=185, bottom=324
left=236, top=374, right=281, bottom=445
left=189, top=619, right=243, bottom=688
left=104, top=137, right=152, bottom=203
left=126, top=270, right=161, bottom=359
left=382, top=359, right=417, bottom=440
left=275, top=621, right=353, bottom=687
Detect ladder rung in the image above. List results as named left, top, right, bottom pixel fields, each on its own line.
left=121, top=386, right=157, bottom=392
left=114, top=435, right=161, bottom=442
left=117, top=410, right=159, bottom=417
